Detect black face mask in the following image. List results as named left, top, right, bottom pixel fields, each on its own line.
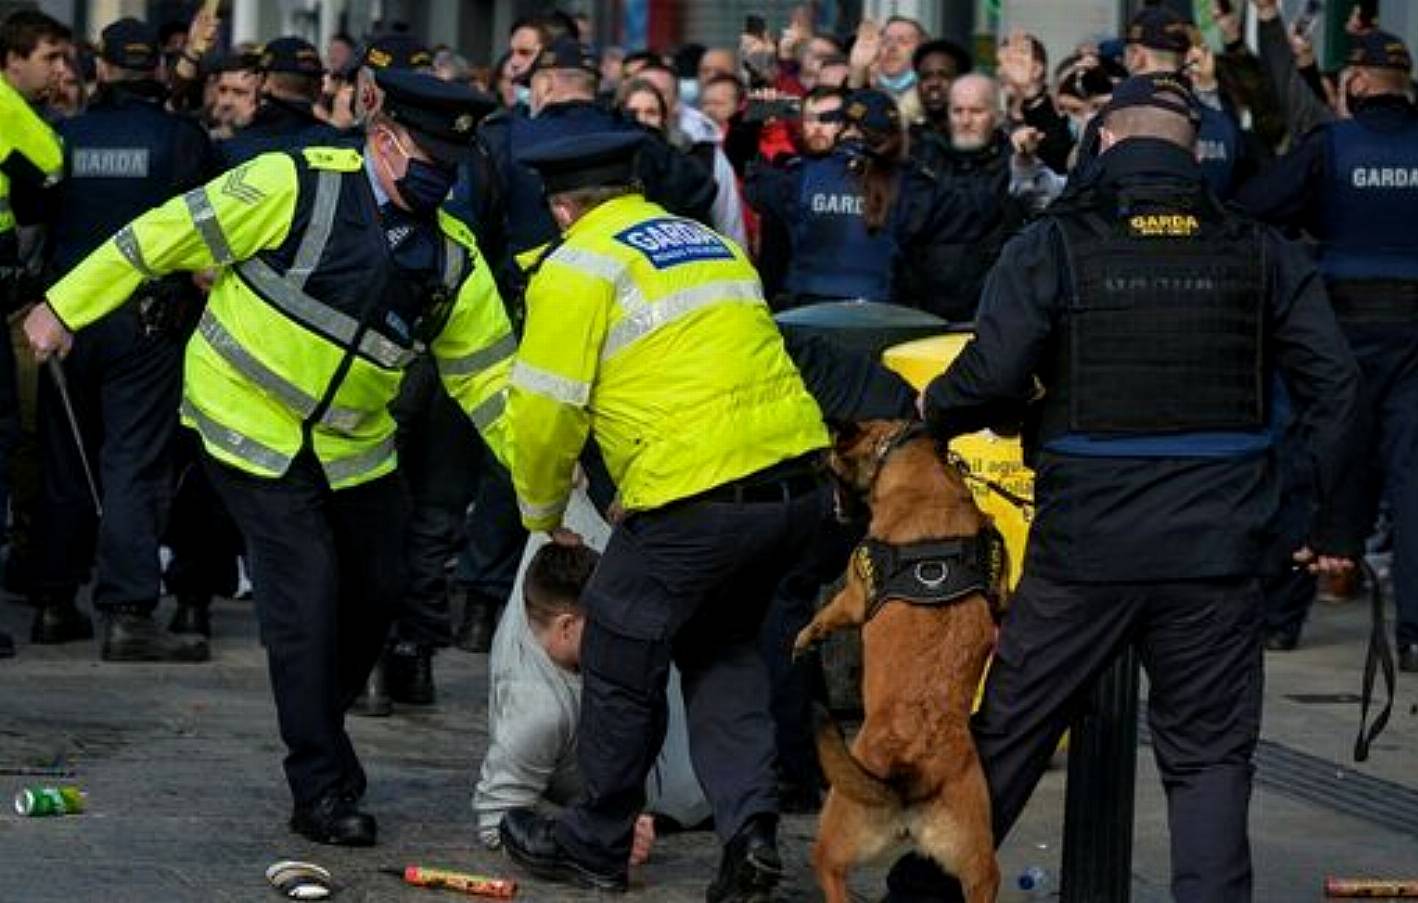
left=379, top=129, right=457, bottom=217
left=395, top=157, right=457, bottom=217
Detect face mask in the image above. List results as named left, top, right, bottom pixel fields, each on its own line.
left=380, top=130, right=456, bottom=217
left=877, top=68, right=917, bottom=94
left=679, top=77, right=700, bottom=107
left=1067, top=114, right=1086, bottom=141
left=514, top=84, right=532, bottom=107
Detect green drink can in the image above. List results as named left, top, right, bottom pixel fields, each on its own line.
left=14, top=786, right=86, bottom=817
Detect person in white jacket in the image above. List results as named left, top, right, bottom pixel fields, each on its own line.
left=473, top=531, right=710, bottom=859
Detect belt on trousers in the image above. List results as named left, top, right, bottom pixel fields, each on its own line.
left=694, top=454, right=825, bottom=505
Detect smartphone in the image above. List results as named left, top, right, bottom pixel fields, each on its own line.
left=744, top=15, right=767, bottom=39
left=745, top=97, right=801, bottom=123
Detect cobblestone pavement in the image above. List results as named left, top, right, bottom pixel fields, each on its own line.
left=2, top=584, right=1416, bottom=902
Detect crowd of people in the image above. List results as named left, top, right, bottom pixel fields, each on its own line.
left=0, top=0, right=1414, bottom=901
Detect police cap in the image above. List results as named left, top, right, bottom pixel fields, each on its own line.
left=99, top=17, right=160, bottom=71
left=375, top=68, right=498, bottom=164
left=1100, top=72, right=1202, bottom=127
left=843, top=89, right=902, bottom=134
left=912, top=38, right=972, bottom=77
left=517, top=131, right=644, bottom=195
left=260, top=36, right=324, bottom=76
left=1125, top=7, right=1197, bottom=55
left=1347, top=30, right=1412, bottom=73
left=523, top=36, right=599, bottom=83
left=361, top=33, right=434, bottom=74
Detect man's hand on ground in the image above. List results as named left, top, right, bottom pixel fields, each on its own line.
left=629, top=814, right=656, bottom=866
left=1293, top=546, right=1356, bottom=576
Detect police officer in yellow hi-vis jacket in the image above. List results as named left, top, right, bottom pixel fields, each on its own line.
left=24, top=70, right=513, bottom=847
left=497, top=131, right=831, bottom=901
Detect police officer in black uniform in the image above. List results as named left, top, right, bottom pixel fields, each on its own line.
left=901, top=74, right=1366, bottom=903
left=479, top=36, right=716, bottom=286
left=1237, top=30, right=1418, bottom=669
left=745, top=89, right=996, bottom=318
left=30, top=18, right=213, bottom=660
left=216, top=36, right=346, bottom=168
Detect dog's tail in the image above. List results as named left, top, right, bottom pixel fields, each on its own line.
left=813, top=703, right=901, bottom=809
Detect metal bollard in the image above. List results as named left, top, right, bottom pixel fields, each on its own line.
left=1061, top=643, right=1141, bottom=903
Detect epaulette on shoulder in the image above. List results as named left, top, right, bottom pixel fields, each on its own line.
left=301, top=146, right=362, bottom=172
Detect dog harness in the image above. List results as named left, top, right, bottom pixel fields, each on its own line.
left=854, top=529, right=1006, bottom=623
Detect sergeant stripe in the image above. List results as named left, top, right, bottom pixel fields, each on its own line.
left=468, top=390, right=507, bottom=430
left=181, top=398, right=292, bottom=473
left=114, top=226, right=159, bottom=279
left=286, top=170, right=340, bottom=289
left=184, top=188, right=234, bottom=265
left=602, top=280, right=765, bottom=360
left=196, top=311, right=368, bottom=434
left=439, top=332, right=516, bottom=377
left=323, top=434, right=396, bottom=484
left=510, top=360, right=591, bottom=407
left=237, top=258, right=416, bottom=370
left=518, top=497, right=567, bottom=522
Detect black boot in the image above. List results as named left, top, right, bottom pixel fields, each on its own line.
left=499, top=808, right=628, bottom=892
left=1399, top=643, right=1418, bottom=674
left=350, top=658, right=392, bottom=717
left=31, top=598, right=94, bottom=645
left=289, top=790, right=377, bottom=846
left=168, top=596, right=212, bottom=638
left=0, top=629, right=13, bottom=658
left=453, top=589, right=501, bottom=653
left=707, top=813, right=782, bottom=903
left=101, top=612, right=209, bottom=662
left=385, top=642, right=435, bottom=705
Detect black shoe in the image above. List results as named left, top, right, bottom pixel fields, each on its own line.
left=0, top=629, right=13, bottom=659
left=386, top=642, right=435, bottom=705
left=350, top=659, right=392, bottom=717
left=707, top=814, right=782, bottom=903
left=1264, top=628, right=1300, bottom=652
left=289, top=791, right=377, bottom=846
left=499, top=808, right=628, bottom=892
left=101, top=613, right=208, bottom=662
left=168, top=598, right=212, bottom=638
left=31, top=603, right=94, bottom=645
left=1400, top=643, right=1418, bottom=673
left=453, top=590, right=501, bottom=654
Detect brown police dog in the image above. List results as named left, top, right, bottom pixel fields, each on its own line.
left=793, top=420, right=1004, bottom=903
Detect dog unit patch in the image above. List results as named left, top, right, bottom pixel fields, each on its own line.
left=614, top=218, right=733, bottom=269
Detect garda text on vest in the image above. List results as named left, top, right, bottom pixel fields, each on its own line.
left=615, top=217, right=733, bottom=269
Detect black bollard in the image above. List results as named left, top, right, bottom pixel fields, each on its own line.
left=1060, top=643, right=1141, bottom=903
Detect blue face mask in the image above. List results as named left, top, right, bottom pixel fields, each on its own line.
left=382, top=130, right=456, bottom=217
left=514, top=84, right=532, bottom=107
left=679, top=77, right=700, bottom=108
left=876, top=69, right=917, bottom=94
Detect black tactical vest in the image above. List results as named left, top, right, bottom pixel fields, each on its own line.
left=1042, top=186, right=1266, bottom=438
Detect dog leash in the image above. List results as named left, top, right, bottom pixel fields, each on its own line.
left=943, top=449, right=1035, bottom=518
left=1353, top=559, right=1395, bottom=763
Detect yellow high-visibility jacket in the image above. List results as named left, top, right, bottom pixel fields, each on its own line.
left=509, top=193, right=826, bottom=530
left=0, top=75, right=63, bottom=236
left=47, top=147, right=513, bottom=488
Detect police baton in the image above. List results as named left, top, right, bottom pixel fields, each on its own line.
left=46, top=357, right=103, bottom=517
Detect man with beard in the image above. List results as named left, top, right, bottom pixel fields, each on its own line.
left=909, top=37, right=972, bottom=167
